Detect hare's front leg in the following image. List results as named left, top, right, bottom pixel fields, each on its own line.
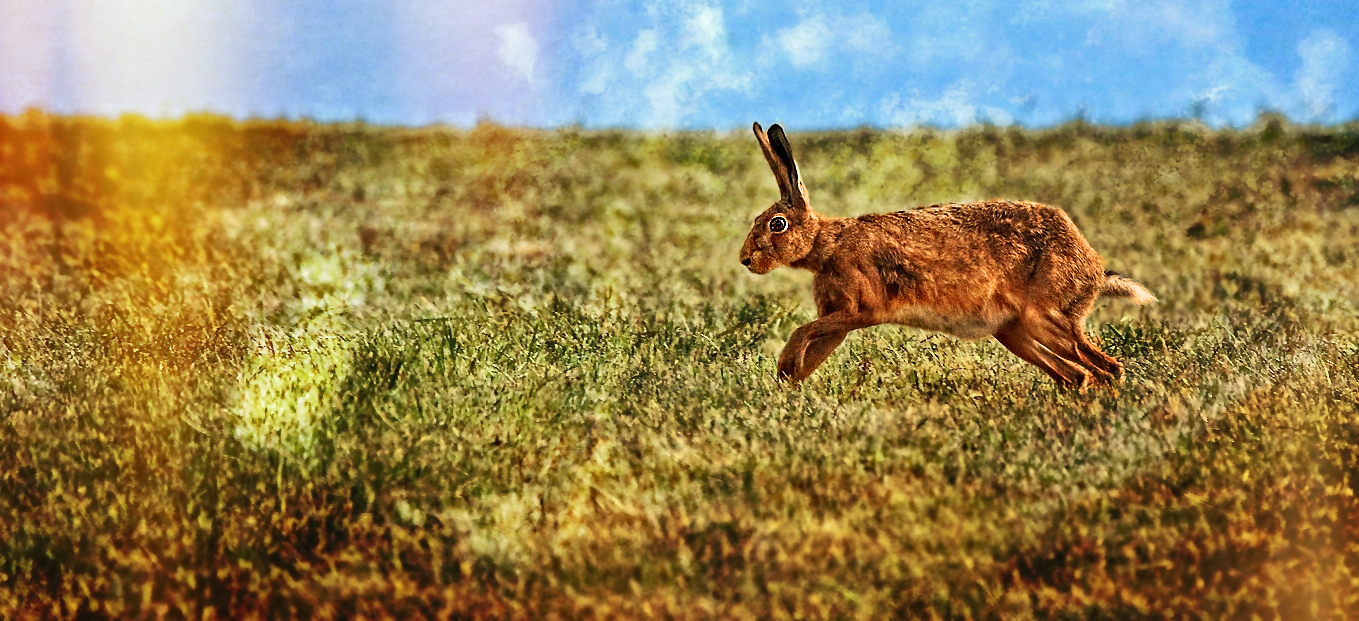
left=778, top=333, right=847, bottom=383
left=777, top=312, right=880, bottom=383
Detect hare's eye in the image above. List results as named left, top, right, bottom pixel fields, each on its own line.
left=769, top=215, right=789, bottom=233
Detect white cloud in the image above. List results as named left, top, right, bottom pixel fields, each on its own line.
left=778, top=12, right=892, bottom=68
left=644, top=71, right=690, bottom=128
left=1185, top=54, right=1280, bottom=123
left=840, top=13, right=893, bottom=55
left=1293, top=28, right=1351, bottom=121
left=575, top=1, right=748, bottom=128
left=901, top=4, right=998, bottom=70
left=574, top=25, right=607, bottom=56
left=394, top=1, right=551, bottom=125
left=639, top=3, right=746, bottom=127
left=881, top=83, right=984, bottom=128
left=625, top=29, right=659, bottom=73
left=683, top=4, right=724, bottom=49
left=574, top=26, right=610, bottom=95
left=881, top=82, right=1016, bottom=128
left=565, top=0, right=1357, bottom=129
left=1139, top=14, right=1354, bottom=125
left=779, top=16, right=832, bottom=67
left=980, top=106, right=1015, bottom=126
left=1073, top=0, right=1298, bottom=125
left=495, top=22, right=538, bottom=83
left=1108, top=1, right=1228, bottom=51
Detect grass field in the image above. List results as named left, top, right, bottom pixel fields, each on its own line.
left=3, top=111, right=1359, bottom=618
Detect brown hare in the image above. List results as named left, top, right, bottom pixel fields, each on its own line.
left=739, top=122, right=1155, bottom=389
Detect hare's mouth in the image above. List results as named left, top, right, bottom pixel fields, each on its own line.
left=740, top=249, right=775, bottom=274
left=744, top=260, right=774, bottom=275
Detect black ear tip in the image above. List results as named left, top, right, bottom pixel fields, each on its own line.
left=768, top=125, right=793, bottom=156
left=752, top=121, right=763, bottom=133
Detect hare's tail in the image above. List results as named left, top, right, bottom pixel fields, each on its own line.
left=1100, top=270, right=1156, bottom=305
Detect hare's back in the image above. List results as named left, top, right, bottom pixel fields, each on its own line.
left=889, top=200, right=1077, bottom=239
left=855, top=200, right=1075, bottom=258
left=847, top=198, right=1101, bottom=293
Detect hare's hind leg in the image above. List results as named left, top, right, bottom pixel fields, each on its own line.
left=1037, top=272, right=1123, bottom=385
left=1047, top=296, right=1124, bottom=382
left=1031, top=313, right=1119, bottom=385
left=1073, top=328, right=1123, bottom=380
left=995, top=322, right=1092, bottom=389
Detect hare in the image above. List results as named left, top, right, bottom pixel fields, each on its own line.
left=739, top=122, right=1155, bottom=389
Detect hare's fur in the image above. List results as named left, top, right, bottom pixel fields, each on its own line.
left=739, top=122, right=1155, bottom=389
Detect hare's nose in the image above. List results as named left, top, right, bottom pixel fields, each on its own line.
left=741, top=257, right=752, bottom=267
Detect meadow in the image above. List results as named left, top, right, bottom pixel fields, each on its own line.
left=2, top=110, right=1358, bottom=618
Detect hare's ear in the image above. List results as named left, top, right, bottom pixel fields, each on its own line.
left=753, top=122, right=793, bottom=203
left=766, top=124, right=808, bottom=208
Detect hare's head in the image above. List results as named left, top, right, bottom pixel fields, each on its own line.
left=740, top=123, right=819, bottom=274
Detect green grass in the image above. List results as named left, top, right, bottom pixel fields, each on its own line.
left=2, top=111, right=1359, bottom=618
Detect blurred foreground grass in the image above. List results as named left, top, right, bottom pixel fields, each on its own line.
left=2, top=111, right=1359, bottom=618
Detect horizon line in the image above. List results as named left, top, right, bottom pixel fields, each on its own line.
left=5, top=107, right=1359, bottom=134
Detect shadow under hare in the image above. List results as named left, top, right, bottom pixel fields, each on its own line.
left=739, top=122, right=1155, bottom=389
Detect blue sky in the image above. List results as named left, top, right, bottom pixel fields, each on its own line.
left=1, top=0, right=1355, bottom=129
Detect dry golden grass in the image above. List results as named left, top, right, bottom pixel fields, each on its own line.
left=2, top=111, right=1358, bottom=618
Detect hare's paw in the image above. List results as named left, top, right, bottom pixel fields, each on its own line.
left=776, top=342, right=803, bottom=383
